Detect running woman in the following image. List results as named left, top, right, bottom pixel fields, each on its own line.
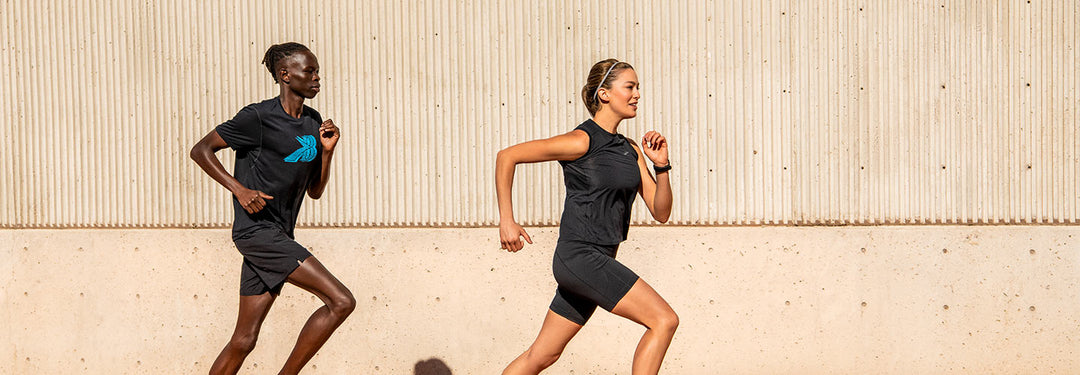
left=498, top=59, right=678, bottom=375
left=190, top=42, right=355, bottom=375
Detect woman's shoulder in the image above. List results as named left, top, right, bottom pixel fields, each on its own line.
left=574, top=118, right=599, bottom=132
left=564, top=127, right=590, bottom=143
left=553, top=122, right=593, bottom=162
left=565, top=120, right=594, bottom=142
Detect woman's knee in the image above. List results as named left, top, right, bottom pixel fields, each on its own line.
left=654, top=309, right=679, bottom=334
left=525, top=347, right=562, bottom=369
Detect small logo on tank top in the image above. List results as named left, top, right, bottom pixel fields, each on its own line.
left=285, top=135, right=318, bottom=163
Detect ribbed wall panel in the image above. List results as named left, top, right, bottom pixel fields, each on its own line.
left=1, top=0, right=1077, bottom=227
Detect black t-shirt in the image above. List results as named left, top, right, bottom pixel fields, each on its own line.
left=215, top=97, right=323, bottom=240
left=557, top=119, right=641, bottom=245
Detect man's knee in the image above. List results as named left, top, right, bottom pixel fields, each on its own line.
left=329, top=289, right=356, bottom=317
left=228, top=332, right=259, bottom=354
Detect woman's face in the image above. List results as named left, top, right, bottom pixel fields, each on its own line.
left=599, top=68, right=640, bottom=119
left=281, top=51, right=321, bottom=99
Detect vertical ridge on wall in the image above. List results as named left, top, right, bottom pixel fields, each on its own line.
left=0, top=0, right=1078, bottom=228
left=1, top=0, right=10, bottom=225
left=2, top=0, right=15, bottom=225
left=1069, top=0, right=1079, bottom=222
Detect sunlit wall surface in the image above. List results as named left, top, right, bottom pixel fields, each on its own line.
left=1, top=0, right=1077, bottom=227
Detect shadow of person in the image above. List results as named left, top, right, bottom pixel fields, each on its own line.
left=414, top=357, right=452, bottom=375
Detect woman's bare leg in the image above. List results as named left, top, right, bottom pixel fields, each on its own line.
left=610, top=279, right=679, bottom=375
left=502, top=310, right=584, bottom=375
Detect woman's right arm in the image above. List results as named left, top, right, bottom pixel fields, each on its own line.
left=189, top=130, right=273, bottom=214
left=496, top=130, right=590, bottom=252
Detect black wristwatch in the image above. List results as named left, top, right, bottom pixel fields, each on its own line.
left=653, top=163, right=672, bottom=173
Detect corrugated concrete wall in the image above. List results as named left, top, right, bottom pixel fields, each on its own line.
left=3, top=227, right=1078, bottom=374
left=2, top=0, right=1077, bottom=227
left=3, top=1, right=1080, bottom=374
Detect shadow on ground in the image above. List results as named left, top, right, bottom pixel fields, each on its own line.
left=414, top=357, right=452, bottom=375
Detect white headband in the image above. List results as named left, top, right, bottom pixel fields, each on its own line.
left=593, top=61, right=622, bottom=100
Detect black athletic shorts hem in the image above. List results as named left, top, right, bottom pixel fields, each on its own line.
left=233, top=228, right=313, bottom=296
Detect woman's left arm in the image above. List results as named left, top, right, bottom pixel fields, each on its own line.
left=632, top=130, right=672, bottom=223
left=308, top=119, right=340, bottom=199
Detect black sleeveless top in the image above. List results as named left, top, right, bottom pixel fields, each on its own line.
left=557, top=119, right=641, bottom=245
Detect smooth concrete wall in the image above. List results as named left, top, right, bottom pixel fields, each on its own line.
left=3, top=226, right=1078, bottom=374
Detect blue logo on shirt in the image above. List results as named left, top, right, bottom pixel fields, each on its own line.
left=284, top=135, right=317, bottom=163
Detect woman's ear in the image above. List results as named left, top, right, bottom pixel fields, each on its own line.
left=279, top=68, right=290, bottom=84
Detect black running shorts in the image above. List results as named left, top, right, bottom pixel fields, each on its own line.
left=549, top=240, right=639, bottom=325
left=233, top=228, right=312, bottom=296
